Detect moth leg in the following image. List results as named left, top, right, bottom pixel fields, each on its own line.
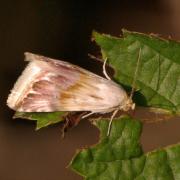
left=82, top=112, right=95, bottom=119
left=107, top=109, right=119, bottom=136
left=103, top=58, right=111, bottom=80
left=61, top=116, right=70, bottom=139
left=61, top=112, right=86, bottom=138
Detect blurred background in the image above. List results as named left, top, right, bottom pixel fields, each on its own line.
left=0, top=0, right=180, bottom=179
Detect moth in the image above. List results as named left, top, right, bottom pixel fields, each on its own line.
left=7, top=52, right=140, bottom=135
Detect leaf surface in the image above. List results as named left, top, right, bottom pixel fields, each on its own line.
left=14, top=111, right=66, bottom=130
left=94, top=30, right=180, bottom=113
left=70, top=117, right=180, bottom=180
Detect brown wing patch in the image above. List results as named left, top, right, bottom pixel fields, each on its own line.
left=60, top=74, right=103, bottom=108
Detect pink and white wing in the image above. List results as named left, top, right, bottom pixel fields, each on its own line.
left=7, top=53, right=127, bottom=112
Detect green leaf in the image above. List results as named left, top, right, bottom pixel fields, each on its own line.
left=93, top=30, right=180, bottom=114
left=70, top=117, right=180, bottom=180
left=14, top=111, right=66, bottom=130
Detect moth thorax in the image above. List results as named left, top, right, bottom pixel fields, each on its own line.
left=121, top=98, right=135, bottom=111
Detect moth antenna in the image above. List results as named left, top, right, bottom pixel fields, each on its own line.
left=129, top=48, right=142, bottom=100
left=82, top=111, right=95, bottom=119
left=107, top=109, right=119, bottom=136
left=88, top=53, right=102, bottom=62
left=103, top=58, right=111, bottom=80
left=88, top=54, right=111, bottom=80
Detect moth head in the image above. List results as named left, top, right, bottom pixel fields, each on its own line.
left=120, top=98, right=135, bottom=112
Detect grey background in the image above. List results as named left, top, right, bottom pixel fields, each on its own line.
left=0, top=0, right=180, bottom=180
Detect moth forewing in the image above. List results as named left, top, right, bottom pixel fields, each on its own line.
left=7, top=53, right=131, bottom=113
left=7, top=60, right=42, bottom=110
